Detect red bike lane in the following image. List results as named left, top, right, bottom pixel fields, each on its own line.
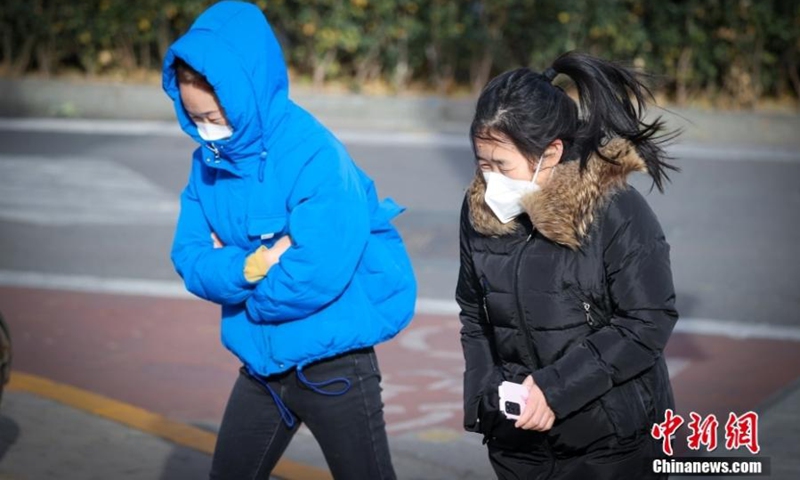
left=3, top=285, right=800, bottom=442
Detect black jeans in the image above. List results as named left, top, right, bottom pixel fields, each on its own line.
left=209, top=347, right=396, bottom=480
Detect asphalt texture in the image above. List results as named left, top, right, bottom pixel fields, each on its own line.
left=0, top=129, right=798, bottom=325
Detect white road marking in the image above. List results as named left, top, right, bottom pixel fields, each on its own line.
left=415, top=298, right=460, bottom=315
left=0, top=156, right=178, bottom=226
left=666, top=358, right=691, bottom=378
left=0, top=270, right=194, bottom=299
left=0, top=118, right=181, bottom=136
left=386, top=411, right=455, bottom=434
left=383, top=405, right=407, bottom=415
left=398, top=325, right=462, bottom=360
left=0, top=270, right=798, bottom=342
left=419, top=402, right=463, bottom=412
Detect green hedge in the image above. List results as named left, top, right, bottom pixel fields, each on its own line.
left=2, top=0, right=798, bottom=105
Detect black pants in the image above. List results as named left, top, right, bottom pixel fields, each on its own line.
left=209, top=348, right=396, bottom=480
left=488, top=434, right=668, bottom=480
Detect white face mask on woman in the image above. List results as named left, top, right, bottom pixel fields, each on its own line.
left=196, top=122, right=233, bottom=141
left=482, top=156, right=544, bottom=224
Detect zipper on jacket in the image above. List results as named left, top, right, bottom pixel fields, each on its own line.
left=583, top=302, right=600, bottom=328
left=577, top=292, right=613, bottom=328
left=207, top=143, right=221, bottom=160
left=480, top=277, right=491, bottom=324
left=515, top=231, right=555, bottom=466
left=514, top=232, right=541, bottom=369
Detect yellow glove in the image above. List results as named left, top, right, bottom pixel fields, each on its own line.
left=244, top=246, right=269, bottom=283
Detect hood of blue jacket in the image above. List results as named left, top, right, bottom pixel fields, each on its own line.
left=162, top=1, right=288, bottom=168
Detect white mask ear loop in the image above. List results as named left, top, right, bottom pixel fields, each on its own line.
left=531, top=154, right=545, bottom=185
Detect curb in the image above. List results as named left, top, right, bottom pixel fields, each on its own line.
left=7, top=372, right=332, bottom=480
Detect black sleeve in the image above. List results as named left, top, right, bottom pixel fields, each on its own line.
left=532, top=187, right=678, bottom=418
left=456, top=196, right=503, bottom=433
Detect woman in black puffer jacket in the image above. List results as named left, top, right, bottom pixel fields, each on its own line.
left=457, top=51, right=679, bottom=480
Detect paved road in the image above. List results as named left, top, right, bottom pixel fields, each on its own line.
left=0, top=124, right=798, bottom=325
left=1, top=120, right=799, bottom=478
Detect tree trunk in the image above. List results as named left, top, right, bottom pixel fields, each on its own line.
left=11, top=36, right=35, bottom=75
left=139, top=42, right=151, bottom=71
left=355, top=42, right=381, bottom=86
left=393, top=38, right=411, bottom=92
left=440, top=64, right=454, bottom=95
left=80, top=51, right=97, bottom=76
left=785, top=52, right=800, bottom=108
left=751, top=35, right=764, bottom=104
left=426, top=43, right=454, bottom=95
left=1, top=25, right=12, bottom=71
left=676, top=47, right=693, bottom=106
left=312, top=49, right=336, bottom=89
left=156, top=18, right=171, bottom=66
left=425, top=44, right=439, bottom=88
left=116, top=34, right=137, bottom=71
left=366, top=61, right=381, bottom=84
left=470, top=46, right=493, bottom=95
left=35, top=42, right=53, bottom=77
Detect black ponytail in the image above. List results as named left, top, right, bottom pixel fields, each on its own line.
left=471, top=51, right=678, bottom=192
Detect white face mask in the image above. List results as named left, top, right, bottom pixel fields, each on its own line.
left=483, top=156, right=544, bottom=224
left=196, top=122, right=233, bottom=141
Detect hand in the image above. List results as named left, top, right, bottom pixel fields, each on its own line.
left=211, top=232, right=224, bottom=249
left=260, top=235, right=293, bottom=273
left=514, top=375, right=556, bottom=432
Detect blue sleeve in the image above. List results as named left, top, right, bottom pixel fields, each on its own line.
left=245, top=146, right=370, bottom=322
left=171, top=163, right=256, bottom=305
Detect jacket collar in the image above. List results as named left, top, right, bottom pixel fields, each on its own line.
left=467, top=138, right=647, bottom=249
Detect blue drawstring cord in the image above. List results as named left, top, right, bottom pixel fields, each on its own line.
left=296, top=368, right=352, bottom=396
left=245, top=366, right=296, bottom=428
left=244, top=362, right=352, bottom=428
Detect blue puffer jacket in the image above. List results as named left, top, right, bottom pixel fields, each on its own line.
left=162, top=1, right=416, bottom=378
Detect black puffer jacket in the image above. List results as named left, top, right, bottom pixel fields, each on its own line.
left=456, top=139, right=678, bottom=454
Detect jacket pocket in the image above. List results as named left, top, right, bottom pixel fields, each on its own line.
left=600, top=379, right=650, bottom=440
left=547, top=399, right=616, bottom=453
left=569, top=290, right=611, bottom=330
left=582, top=300, right=606, bottom=329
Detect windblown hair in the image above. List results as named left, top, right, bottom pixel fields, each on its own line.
left=470, top=51, right=678, bottom=192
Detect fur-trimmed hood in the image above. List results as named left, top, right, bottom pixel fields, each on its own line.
left=468, top=138, right=647, bottom=249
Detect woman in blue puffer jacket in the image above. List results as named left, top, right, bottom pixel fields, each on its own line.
left=162, top=2, right=416, bottom=478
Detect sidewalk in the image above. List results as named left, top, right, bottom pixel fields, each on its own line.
left=0, top=389, right=212, bottom=480
left=0, top=373, right=493, bottom=480
left=2, top=371, right=799, bottom=479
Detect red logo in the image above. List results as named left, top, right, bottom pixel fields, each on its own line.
left=652, top=410, right=761, bottom=456
left=651, top=408, right=684, bottom=456
left=687, top=412, right=719, bottom=452
left=724, top=411, right=760, bottom=454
